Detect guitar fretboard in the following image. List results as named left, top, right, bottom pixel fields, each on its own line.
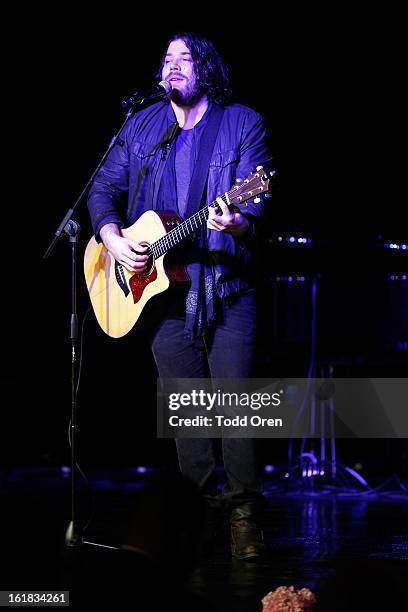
left=148, top=192, right=229, bottom=259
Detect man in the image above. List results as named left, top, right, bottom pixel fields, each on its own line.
left=87, top=32, right=272, bottom=559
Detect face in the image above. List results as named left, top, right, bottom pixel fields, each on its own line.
left=162, top=39, right=200, bottom=105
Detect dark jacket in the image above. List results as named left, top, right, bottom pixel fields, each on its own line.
left=87, top=101, right=272, bottom=298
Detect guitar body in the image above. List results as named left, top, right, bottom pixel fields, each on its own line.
left=84, top=210, right=188, bottom=338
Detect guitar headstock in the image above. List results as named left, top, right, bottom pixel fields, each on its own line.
left=228, top=166, right=272, bottom=207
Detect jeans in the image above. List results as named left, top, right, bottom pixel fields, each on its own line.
left=147, top=288, right=264, bottom=510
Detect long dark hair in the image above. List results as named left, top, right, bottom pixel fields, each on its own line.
left=158, top=32, right=232, bottom=105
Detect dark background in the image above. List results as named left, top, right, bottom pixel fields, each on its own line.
left=2, top=9, right=407, bottom=474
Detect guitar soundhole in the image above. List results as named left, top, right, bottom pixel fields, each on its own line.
left=139, top=242, right=155, bottom=278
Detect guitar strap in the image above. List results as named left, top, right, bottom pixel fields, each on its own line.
left=183, top=104, right=225, bottom=219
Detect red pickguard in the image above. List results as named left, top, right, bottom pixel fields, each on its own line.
left=129, top=267, right=158, bottom=303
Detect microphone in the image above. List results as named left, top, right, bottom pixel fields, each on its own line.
left=121, top=80, right=172, bottom=108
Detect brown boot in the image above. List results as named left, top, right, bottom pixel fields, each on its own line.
left=230, top=504, right=266, bottom=559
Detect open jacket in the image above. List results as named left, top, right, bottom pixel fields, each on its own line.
left=87, top=100, right=272, bottom=299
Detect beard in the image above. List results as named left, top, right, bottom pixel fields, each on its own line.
left=170, top=79, right=203, bottom=106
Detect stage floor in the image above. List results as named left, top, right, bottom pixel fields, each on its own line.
left=1, top=467, right=407, bottom=610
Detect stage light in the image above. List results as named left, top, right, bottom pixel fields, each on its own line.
left=274, top=275, right=306, bottom=282
left=384, top=242, right=408, bottom=250
left=275, top=235, right=313, bottom=245
left=264, top=464, right=275, bottom=473
left=128, top=466, right=150, bottom=475
left=284, top=235, right=312, bottom=244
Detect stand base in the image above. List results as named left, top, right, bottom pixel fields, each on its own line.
left=65, top=521, right=83, bottom=547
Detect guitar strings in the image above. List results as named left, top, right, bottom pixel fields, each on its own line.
left=146, top=192, right=229, bottom=259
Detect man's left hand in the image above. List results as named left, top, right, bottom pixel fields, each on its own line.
left=207, top=196, right=251, bottom=237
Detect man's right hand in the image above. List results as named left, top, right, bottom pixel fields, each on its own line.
left=100, top=223, right=148, bottom=273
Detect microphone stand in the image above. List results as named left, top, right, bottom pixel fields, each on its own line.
left=43, top=90, right=166, bottom=548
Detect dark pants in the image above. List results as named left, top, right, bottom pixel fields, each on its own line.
left=148, top=288, right=264, bottom=511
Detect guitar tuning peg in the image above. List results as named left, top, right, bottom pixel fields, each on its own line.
left=256, top=165, right=264, bottom=171
left=254, top=197, right=261, bottom=203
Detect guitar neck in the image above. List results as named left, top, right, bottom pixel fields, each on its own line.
left=150, top=193, right=229, bottom=258
left=147, top=166, right=270, bottom=258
